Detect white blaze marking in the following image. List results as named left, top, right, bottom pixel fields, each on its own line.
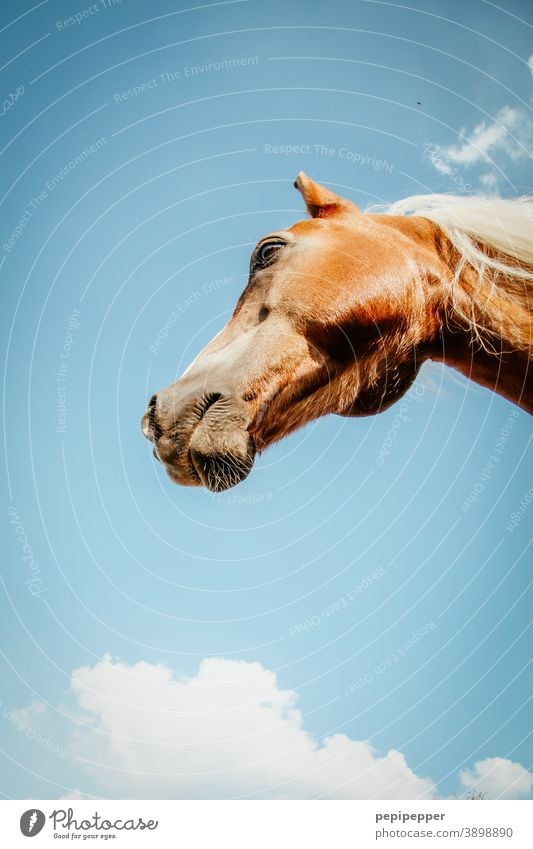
left=180, top=329, right=224, bottom=378
left=180, top=328, right=258, bottom=379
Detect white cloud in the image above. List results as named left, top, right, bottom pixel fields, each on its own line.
left=11, top=699, right=47, bottom=725
left=59, top=789, right=90, bottom=800
left=444, top=107, right=530, bottom=167
left=426, top=106, right=533, bottom=188
left=426, top=146, right=454, bottom=176
left=460, top=757, right=533, bottom=800
left=479, top=172, right=499, bottom=191
left=528, top=54, right=533, bottom=77
left=15, top=656, right=531, bottom=801
left=57, top=655, right=435, bottom=800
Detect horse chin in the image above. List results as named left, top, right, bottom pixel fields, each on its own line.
left=340, top=360, right=422, bottom=417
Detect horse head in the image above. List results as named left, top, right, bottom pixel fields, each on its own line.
left=142, top=173, right=448, bottom=491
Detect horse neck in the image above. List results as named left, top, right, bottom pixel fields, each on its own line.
left=433, top=232, right=533, bottom=413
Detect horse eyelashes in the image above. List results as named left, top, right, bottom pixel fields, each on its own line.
left=252, top=240, right=286, bottom=271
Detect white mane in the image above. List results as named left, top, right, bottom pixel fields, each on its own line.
left=368, top=193, right=533, bottom=354
left=380, top=193, right=533, bottom=283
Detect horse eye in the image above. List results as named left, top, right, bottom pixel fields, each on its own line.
left=254, top=240, right=285, bottom=269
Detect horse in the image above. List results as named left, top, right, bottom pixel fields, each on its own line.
left=142, top=173, right=533, bottom=492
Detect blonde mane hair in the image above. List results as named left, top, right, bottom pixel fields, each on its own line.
left=378, top=194, right=533, bottom=354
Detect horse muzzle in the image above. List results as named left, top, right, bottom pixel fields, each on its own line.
left=141, top=388, right=256, bottom=492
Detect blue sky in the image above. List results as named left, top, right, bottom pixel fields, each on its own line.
left=1, top=0, right=532, bottom=800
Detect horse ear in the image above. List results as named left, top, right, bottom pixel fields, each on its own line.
left=294, top=172, right=359, bottom=219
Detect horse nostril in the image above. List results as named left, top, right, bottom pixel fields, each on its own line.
left=201, top=392, right=222, bottom=416
left=141, top=394, right=159, bottom=442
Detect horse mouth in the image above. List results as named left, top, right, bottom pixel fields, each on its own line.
left=189, top=398, right=256, bottom=491
left=145, top=392, right=256, bottom=492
